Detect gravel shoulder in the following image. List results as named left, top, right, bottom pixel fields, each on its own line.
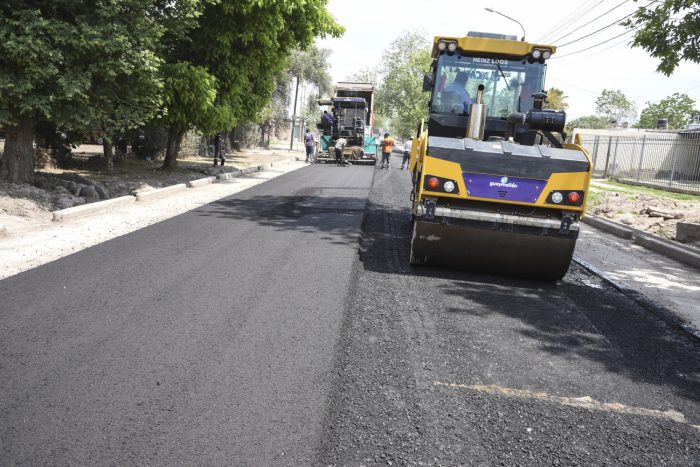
left=0, top=155, right=306, bottom=280
left=0, top=146, right=300, bottom=240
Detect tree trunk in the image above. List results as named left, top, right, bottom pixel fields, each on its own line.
left=1, top=115, right=35, bottom=184
left=162, top=125, right=184, bottom=169
left=103, top=135, right=114, bottom=172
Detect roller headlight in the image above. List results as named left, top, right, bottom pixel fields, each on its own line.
left=551, top=191, right=563, bottom=204
left=443, top=181, right=455, bottom=193
left=542, top=49, right=551, bottom=60
left=447, top=42, right=457, bottom=53
left=531, top=49, right=542, bottom=59
left=438, top=41, right=447, bottom=52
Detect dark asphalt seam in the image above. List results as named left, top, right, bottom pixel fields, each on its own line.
left=573, top=257, right=700, bottom=342
left=313, top=165, right=377, bottom=466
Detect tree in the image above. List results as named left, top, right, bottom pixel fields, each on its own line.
left=159, top=0, right=343, bottom=169
left=636, top=92, right=697, bottom=129
left=595, top=89, right=636, bottom=125
left=624, top=0, right=700, bottom=76
left=0, top=1, right=163, bottom=183
left=546, top=88, right=569, bottom=111
left=566, top=115, right=609, bottom=130
left=375, top=32, right=432, bottom=139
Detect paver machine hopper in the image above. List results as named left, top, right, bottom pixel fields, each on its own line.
left=317, top=82, right=378, bottom=163
left=409, top=32, right=592, bottom=280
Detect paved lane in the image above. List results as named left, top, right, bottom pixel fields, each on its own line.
left=321, top=153, right=700, bottom=465
left=0, top=164, right=373, bottom=465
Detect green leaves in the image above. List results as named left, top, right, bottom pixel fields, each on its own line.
left=624, top=0, right=700, bottom=76
left=375, top=32, right=432, bottom=139
left=595, top=89, right=636, bottom=124
left=637, top=92, right=697, bottom=129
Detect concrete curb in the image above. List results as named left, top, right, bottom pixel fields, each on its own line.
left=52, top=195, right=136, bottom=222
left=582, top=215, right=634, bottom=239
left=46, top=158, right=304, bottom=225
left=573, top=257, right=700, bottom=342
left=582, top=214, right=700, bottom=270
left=186, top=177, right=216, bottom=188
left=135, top=183, right=187, bottom=202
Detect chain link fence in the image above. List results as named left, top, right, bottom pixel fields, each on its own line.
left=576, top=130, right=700, bottom=194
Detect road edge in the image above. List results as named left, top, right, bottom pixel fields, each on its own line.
left=573, top=257, right=700, bottom=342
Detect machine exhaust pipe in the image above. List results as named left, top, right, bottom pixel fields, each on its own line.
left=466, top=84, right=487, bottom=140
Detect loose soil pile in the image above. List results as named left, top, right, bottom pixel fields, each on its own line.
left=589, top=189, right=700, bottom=246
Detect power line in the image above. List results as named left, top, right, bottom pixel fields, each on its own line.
left=550, top=27, right=639, bottom=59
left=559, top=32, right=637, bottom=62
left=553, top=0, right=631, bottom=45
left=537, top=0, right=599, bottom=43
left=547, top=76, right=599, bottom=94
left=539, top=0, right=607, bottom=44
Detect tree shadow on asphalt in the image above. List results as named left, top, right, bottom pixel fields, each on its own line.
left=358, top=200, right=700, bottom=406
left=196, top=192, right=369, bottom=246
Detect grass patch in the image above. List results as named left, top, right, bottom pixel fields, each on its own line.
left=589, top=179, right=699, bottom=202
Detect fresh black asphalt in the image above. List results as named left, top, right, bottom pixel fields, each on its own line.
left=1, top=154, right=699, bottom=465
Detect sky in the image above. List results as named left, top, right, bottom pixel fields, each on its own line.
left=316, top=0, right=700, bottom=121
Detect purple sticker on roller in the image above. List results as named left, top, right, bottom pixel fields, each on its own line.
left=462, top=173, right=546, bottom=203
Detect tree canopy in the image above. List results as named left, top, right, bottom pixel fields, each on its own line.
left=546, top=88, right=569, bottom=111
left=636, top=92, right=697, bottom=129
left=159, top=0, right=343, bottom=168
left=375, top=31, right=432, bottom=139
left=595, top=89, right=636, bottom=125
left=0, top=0, right=164, bottom=182
left=624, top=0, right=700, bottom=76
left=0, top=0, right=343, bottom=180
left=566, top=115, right=609, bottom=130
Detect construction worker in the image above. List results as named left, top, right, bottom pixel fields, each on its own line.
left=380, top=132, right=395, bottom=169
left=401, top=137, right=412, bottom=170
left=304, top=129, right=315, bottom=163
left=213, top=132, right=225, bottom=166
left=334, top=138, right=350, bottom=166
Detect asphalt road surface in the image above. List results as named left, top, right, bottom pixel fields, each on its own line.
left=2, top=153, right=699, bottom=465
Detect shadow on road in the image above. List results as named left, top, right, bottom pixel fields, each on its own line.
left=359, top=192, right=700, bottom=407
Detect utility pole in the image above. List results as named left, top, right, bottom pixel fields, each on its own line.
left=289, top=75, right=300, bottom=151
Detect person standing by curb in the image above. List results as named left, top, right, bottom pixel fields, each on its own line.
left=213, top=132, right=225, bottom=166
left=380, top=132, right=395, bottom=169
left=401, top=137, right=412, bottom=170
left=304, top=129, right=315, bottom=163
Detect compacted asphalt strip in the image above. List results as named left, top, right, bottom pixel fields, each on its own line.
left=0, top=164, right=373, bottom=465
left=2, top=153, right=699, bottom=465
left=319, top=153, right=700, bottom=465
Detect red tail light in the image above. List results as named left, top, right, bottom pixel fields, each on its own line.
left=427, top=177, right=440, bottom=189
left=568, top=192, right=581, bottom=204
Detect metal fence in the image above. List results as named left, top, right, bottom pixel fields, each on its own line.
left=577, top=131, right=700, bottom=194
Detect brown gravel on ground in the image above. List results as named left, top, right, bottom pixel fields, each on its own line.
left=591, top=191, right=700, bottom=245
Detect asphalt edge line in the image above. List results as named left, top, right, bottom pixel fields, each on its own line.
left=573, top=256, right=700, bottom=342
left=314, top=163, right=378, bottom=466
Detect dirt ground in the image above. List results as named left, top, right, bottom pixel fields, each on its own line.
left=0, top=144, right=302, bottom=235
left=587, top=179, right=700, bottom=246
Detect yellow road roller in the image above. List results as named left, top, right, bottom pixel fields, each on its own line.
left=409, top=32, right=592, bottom=280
